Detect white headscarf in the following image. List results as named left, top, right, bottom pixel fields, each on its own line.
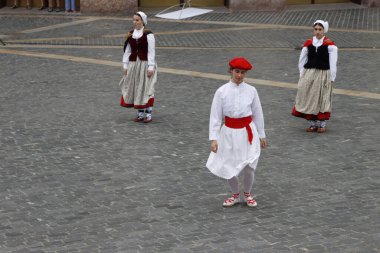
left=136, top=11, right=148, bottom=26
left=314, top=20, right=329, bottom=33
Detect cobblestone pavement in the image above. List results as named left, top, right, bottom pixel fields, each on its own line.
left=0, top=3, right=380, bottom=253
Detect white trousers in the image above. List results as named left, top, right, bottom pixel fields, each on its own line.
left=227, top=165, right=255, bottom=194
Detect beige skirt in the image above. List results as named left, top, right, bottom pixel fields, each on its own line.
left=119, top=58, right=157, bottom=109
left=295, top=68, right=332, bottom=115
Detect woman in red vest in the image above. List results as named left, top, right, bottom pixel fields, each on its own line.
left=292, top=20, right=338, bottom=133
left=120, top=11, right=157, bottom=123
left=206, top=57, right=268, bottom=208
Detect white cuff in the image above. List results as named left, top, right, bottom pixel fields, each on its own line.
left=209, top=134, right=219, bottom=141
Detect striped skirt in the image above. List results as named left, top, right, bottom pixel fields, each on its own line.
left=293, top=68, right=332, bottom=120
left=119, top=58, right=157, bottom=109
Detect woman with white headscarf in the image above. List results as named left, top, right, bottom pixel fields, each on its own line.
left=119, top=11, right=157, bottom=123
left=292, top=20, right=338, bottom=133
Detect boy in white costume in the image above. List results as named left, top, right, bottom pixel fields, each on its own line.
left=206, top=57, right=268, bottom=207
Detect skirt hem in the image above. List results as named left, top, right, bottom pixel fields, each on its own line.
left=292, top=106, right=331, bottom=120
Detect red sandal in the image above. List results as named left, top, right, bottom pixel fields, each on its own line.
left=244, top=192, right=257, bottom=207
left=223, top=193, right=240, bottom=207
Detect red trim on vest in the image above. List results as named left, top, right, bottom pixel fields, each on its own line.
left=303, top=37, right=335, bottom=47
left=120, top=96, right=154, bottom=109
left=304, top=37, right=335, bottom=47
left=292, top=106, right=331, bottom=120
left=224, top=116, right=253, bottom=144
left=322, top=37, right=335, bottom=46
left=303, top=39, right=313, bottom=47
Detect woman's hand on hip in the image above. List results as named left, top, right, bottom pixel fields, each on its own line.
left=210, top=140, right=218, bottom=153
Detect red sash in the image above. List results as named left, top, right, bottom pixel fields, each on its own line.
left=224, top=116, right=253, bottom=144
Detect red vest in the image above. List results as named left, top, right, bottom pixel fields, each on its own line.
left=124, top=31, right=152, bottom=62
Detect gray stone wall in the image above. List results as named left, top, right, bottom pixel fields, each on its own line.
left=228, top=0, right=286, bottom=12
left=362, top=0, right=380, bottom=7
left=80, top=0, right=137, bottom=14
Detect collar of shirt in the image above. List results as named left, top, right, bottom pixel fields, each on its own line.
left=229, top=80, right=245, bottom=87
left=132, top=27, right=144, bottom=39
left=312, top=36, right=325, bottom=47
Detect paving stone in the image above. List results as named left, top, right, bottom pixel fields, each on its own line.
left=0, top=4, right=379, bottom=252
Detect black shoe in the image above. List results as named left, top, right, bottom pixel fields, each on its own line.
left=11, top=5, right=17, bottom=9
left=55, top=8, right=61, bottom=12
left=48, top=7, right=53, bottom=12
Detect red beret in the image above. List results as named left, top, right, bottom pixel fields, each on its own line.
left=229, top=57, right=253, bottom=70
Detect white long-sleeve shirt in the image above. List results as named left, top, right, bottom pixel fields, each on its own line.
left=122, top=27, right=156, bottom=71
left=209, top=81, right=266, bottom=141
left=299, top=36, right=338, bottom=82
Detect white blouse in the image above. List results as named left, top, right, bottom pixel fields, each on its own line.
left=122, top=27, right=156, bottom=71
left=209, top=81, right=266, bottom=141
left=299, top=36, right=338, bottom=82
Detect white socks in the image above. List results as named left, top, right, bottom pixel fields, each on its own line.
left=227, top=166, right=255, bottom=194
left=136, top=107, right=153, bottom=119
left=309, top=120, right=327, bottom=128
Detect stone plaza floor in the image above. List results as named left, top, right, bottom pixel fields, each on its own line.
left=0, top=3, right=379, bottom=253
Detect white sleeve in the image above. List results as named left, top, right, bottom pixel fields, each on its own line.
left=298, top=47, right=308, bottom=77
left=147, top=34, right=156, bottom=71
left=122, top=43, right=131, bottom=70
left=328, top=45, right=338, bottom=82
left=251, top=89, right=266, bottom=139
left=209, top=89, right=223, bottom=141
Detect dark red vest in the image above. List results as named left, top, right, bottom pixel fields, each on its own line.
left=123, top=30, right=153, bottom=62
